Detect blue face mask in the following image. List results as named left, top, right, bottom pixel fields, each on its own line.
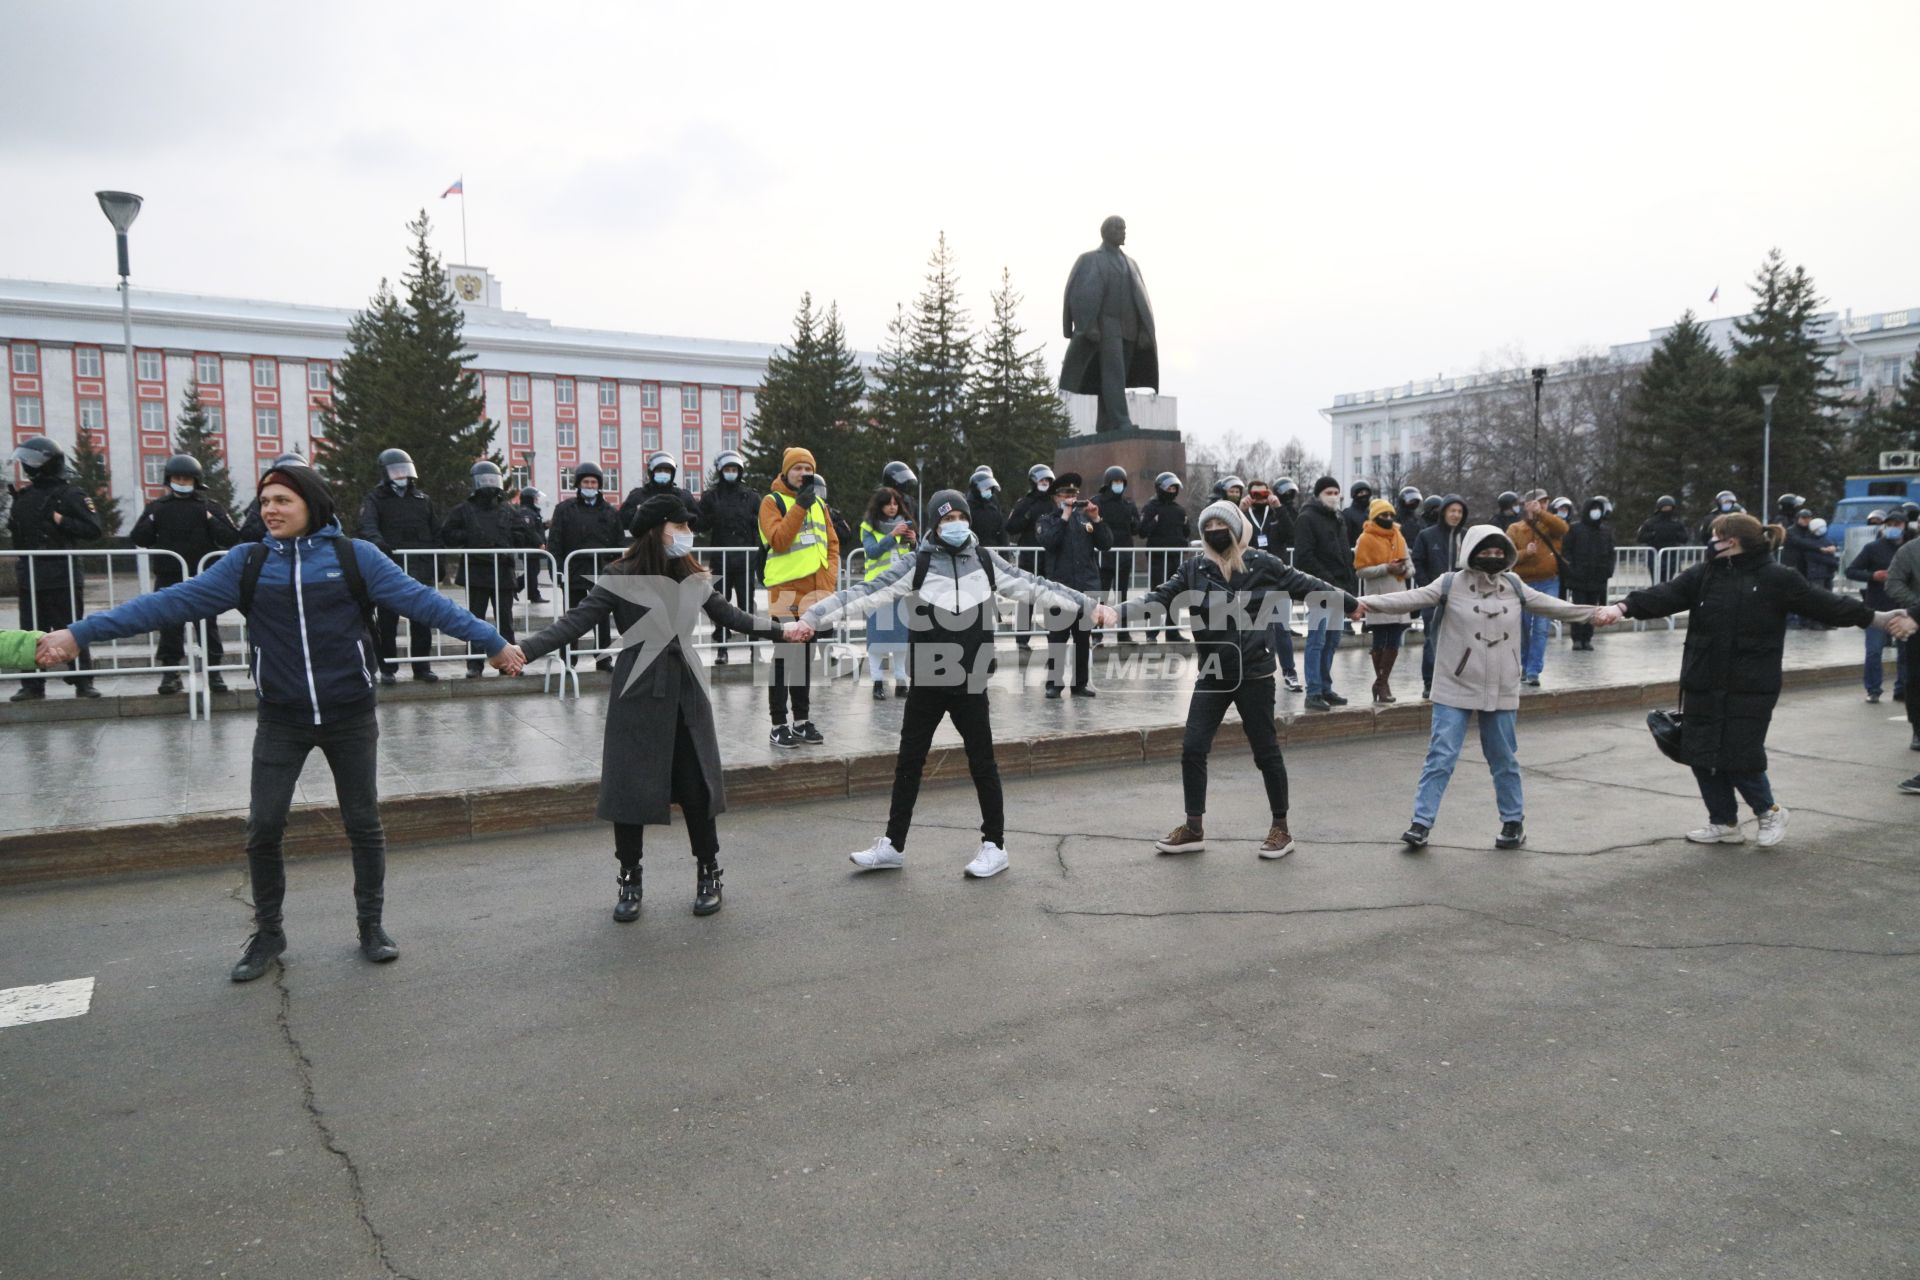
left=579, top=486, right=599, bottom=503
left=939, top=521, right=971, bottom=547
left=1886, top=526, right=1906, bottom=541
left=169, top=482, right=196, bottom=495
left=666, top=532, right=695, bottom=558
left=653, top=470, right=673, bottom=485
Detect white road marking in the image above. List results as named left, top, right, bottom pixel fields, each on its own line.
left=0, top=978, right=95, bottom=1030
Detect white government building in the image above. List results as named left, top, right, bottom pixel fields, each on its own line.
left=1324, top=305, right=1920, bottom=493
left=1, top=266, right=782, bottom=527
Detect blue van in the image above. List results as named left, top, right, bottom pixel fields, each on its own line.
left=1831, top=454, right=1920, bottom=565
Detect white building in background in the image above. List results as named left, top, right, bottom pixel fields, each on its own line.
left=1, top=266, right=785, bottom=528
left=1324, top=305, right=1920, bottom=493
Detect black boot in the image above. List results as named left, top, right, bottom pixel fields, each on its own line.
left=358, top=922, right=399, bottom=962
left=230, top=929, right=286, bottom=982
left=694, top=860, right=723, bottom=916
left=1495, top=820, right=1526, bottom=850
left=157, top=674, right=183, bottom=695
left=613, top=865, right=642, bottom=923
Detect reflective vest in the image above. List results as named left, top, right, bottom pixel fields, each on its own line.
left=761, top=492, right=831, bottom=587
left=860, top=520, right=910, bottom=582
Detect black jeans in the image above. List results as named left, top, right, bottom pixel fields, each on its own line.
left=152, top=574, right=225, bottom=670
left=563, top=570, right=612, bottom=662
left=886, top=685, right=1003, bottom=851
left=246, top=710, right=384, bottom=929
left=613, top=712, right=719, bottom=865
left=1046, top=613, right=1092, bottom=690
left=15, top=584, right=92, bottom=687
left=712, top=550, right=753, bottom=643
left=768, top=640, right=812, bottom=725
left=465, top=576, right=517, bottom=674
left=1568, top=586, right=1605, bottom=644
left=375, top=605, right=434, bottom=674
left=1182, top=677, right=1288, bottom=822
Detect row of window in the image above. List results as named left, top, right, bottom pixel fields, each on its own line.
left=503, top=373, right=736, bottom=414
left=11, top=394, right=290, bottom=438
left=9, top=344, right=334, bottom=392
left=1352, top=453, right=1424, bottom=480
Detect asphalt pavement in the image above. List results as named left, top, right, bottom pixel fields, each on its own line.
left=2, top=685, right=1915, bottom=1279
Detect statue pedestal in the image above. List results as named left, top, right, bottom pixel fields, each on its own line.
left=1053, top=425, right=1187, bottom=491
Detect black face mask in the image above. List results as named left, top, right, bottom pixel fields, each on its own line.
left=1203, top=528, right=1235, bottom=552
left=1373, top=516, right=1393, bottom=529
left=1470, top=554, right=1511, bottom=574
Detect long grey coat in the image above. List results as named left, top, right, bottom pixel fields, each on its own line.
left=518, top=574, right=780, bottom=825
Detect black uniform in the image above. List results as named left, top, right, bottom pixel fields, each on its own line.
left=129, top=489, right=243, bottom=668
left=697, top=475, right=763, bottom=635
left=516, top=501, right=550, bottom=601
left=1135, top=493, right=1192, bottom=639
left=1560, top=515, right=1616, bottom=647
left=441, top=489, right=538, bottom=675
left=1095, top=486, right=1140, bottom=604
left=10, top=475, right=105, bottom=690
left=620, top=481, right=700, bottom=536
left=239, top=500, right=270, bottom=543
left=1004, top=487, right=1052, bottom=563
left=968, top=491, right=1008, bottom=547
left=358, top=482, right=442, bottom=675
left=547, top=493, right=627, bottom=662
left=1341, top=498, right=1373, bottom=548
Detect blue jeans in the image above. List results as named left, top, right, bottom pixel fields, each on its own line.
left=1413, top=704, right=1522, bottom=827
left=1267, top=620, right=1298, bottom=680
left=1304, top=617, right=1341, bottom=696
left=1692, top=767, right=1774, bottom=826
left=1865, top=626, right=1909, bottom=697
left=1521, top=576, right=1558, bottom=678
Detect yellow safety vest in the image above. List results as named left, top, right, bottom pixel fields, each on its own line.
left=860, top=520, right=910, bottom=582
left=761, top=493, right=831, bottom=587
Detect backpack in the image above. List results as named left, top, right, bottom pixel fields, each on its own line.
left=910, top=542, right=996, bottom=594
left=1426, top=569, right=1528, bottom=642
left=238, top=539, right=376, bottom=630
left=753, top=492, right=787, bottom=583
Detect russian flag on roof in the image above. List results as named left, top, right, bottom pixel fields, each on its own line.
left=441, top=178, right=463, bottom=198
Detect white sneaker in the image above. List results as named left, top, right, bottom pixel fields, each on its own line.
left=963, top=841, right=1008, bottom=878
left=1686, top=822, right=1746, bottom=844
left=849, top=836, right=904, bottom=870
left=1755, top=805, right=1790, bottom=848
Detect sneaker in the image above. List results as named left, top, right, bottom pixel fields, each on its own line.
left=1685, top=822, right=1746, bottom=844
left=357, top=923, right=399, bottom=963
left=1521, top=675, right=1541, bottom=687
left=1755, top=804, right=1790, bottom=848
left=9, top=683, right=46, bottom=702
left=1324, top=691, right=1349, bottom=706
left=1495, top=820, right=1525, bottom=850
left=873, top=681, right=888, bottom=700
left=73, top=683, right=101, bottom=699
left=157, top=675, right=183, bottom=696
left=849, top=836, right=904, bottom=870
left=380, top=673, right=398, bottom=687
left=1282, top=674, right=1304, bottom=693
left=1898, top=774, right=1920, bottom=795
left=206, top=674, right=229, bottom=694
left=769, top=725, right=801, bottom=749
left=1867, top=691, right=1881, bottom=704
left=1303, top=694, right=1331, bottom=711
left=1258, top=823, right=1296, bottom=859
left=1154, top=822, right=1206, bottom=854
left=414, top=668, right=441, bottom=682
left=230, top=930, right=286, bottom=982
left=795, top=721, right=825, bottom=745
left=1401, top=822, right=1430, bottom=849
left=1069, top=686, right=1097, bottom=698
left=964, top=841, right=1009, bottom=878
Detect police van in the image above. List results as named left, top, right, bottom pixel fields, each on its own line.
left=1830, top=452, right=1920, bottom=564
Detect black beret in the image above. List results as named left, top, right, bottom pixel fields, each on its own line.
left=628, top=492, right=690, bottom=536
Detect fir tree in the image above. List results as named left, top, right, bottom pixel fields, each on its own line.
left=861, top=303, right=918, bottom=487
left=1883, top=341, right=1920, bottom=452
left=318, top=211, right=494, bottom=529
left=1727, top=248, right=1848, bottom=511
left=898, top=233, right=976, bottom=487
left=817, top=301, right=873, bottom=482
left=970, top=268, right=1071, bottom=490
left=69, top=429, right=121, bottom=538
left=1618, top=311, right=1738, bottom=523
left=174, top=377, right=238, bottom=518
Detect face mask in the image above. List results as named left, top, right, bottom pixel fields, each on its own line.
left=1373, top=516, right=1393, bottom=529
left=1036, top=480, right=1051, bottom=493
left=387, top=468, right=411, bottom=484
left=665, top=532, right=695, bottom=558
left=1320, top=492, right=1340, bottom=509
left=722, top=469, right=740, bottom=483
left=653, top=470, right=673, bottom=485
left=170, top=481, right=196, bottom=495
left=976, top=482, right=993, bottom=496
left=938, top=521, right=971, bottom=547
left=1110, top=482, right=1125, bottom=495
left=1203, top=528, right=1235, bottom=552
left=1719, top=501, right=1734, bottom=512
left=1886, top=526, right=1906, bottom=541
left=1470, top=555, right=1510, bottom=573
left=1588, top=508, right=1604, bottom=521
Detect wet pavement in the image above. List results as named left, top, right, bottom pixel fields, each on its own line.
left=1, top=625, right=1889, bottom=835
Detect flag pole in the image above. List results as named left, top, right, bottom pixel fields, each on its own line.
left=460, top=177, right=468, bottom=264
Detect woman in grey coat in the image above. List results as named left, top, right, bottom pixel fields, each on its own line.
left=515, top=493, right=792, bottom=920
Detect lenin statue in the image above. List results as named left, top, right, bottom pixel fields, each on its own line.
left=1060, top=215, right=1159, bottom=433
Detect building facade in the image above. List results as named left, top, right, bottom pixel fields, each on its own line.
left=1324, top=306, right=1920, bottom=493
left=1, top=267, right=782, bottom=528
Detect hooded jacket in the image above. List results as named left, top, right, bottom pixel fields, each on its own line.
left=1356, top=525, right=1595, bottom=711
left=68, top=521, right=507, bottom=725
left=1411, top=497, right=1467, bottom=586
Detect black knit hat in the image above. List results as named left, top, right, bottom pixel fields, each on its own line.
left=1312, top=474, right=1340, bottom=496
left=628, top=492, right=690, bottom=536
left=258, top=465, right=337, bottom=536
left=927, top=488, right=969, bottom=523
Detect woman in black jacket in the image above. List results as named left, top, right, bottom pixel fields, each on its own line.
left=513, top=494, right=792, bottom=920
left=1125, top=500, right=1357, bottom=859
left=1559, top=496, right=1615, bottom=651
left=1603, top=514, right=1914, bottom=847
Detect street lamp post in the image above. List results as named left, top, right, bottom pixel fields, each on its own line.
left=95, top=191, right=144, bottom=462
left=1529, top=366, right=1548, bottom=486
left=1758, top=384, right=1780, bottom=516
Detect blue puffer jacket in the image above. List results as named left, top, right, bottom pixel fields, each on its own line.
left=69, top=522, right=508, bottom=725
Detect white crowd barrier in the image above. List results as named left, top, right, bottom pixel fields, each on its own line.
left=5, top=548, right=201, bottom=714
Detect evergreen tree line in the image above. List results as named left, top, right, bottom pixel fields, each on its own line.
left=741, top=234, right=1072, bottom=505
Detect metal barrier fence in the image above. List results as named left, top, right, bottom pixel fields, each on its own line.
left=196, top=546, right=563, bottom=715
left=4, top=548, right=201, bottom=712
left=551, top=546, right=768, bottom=698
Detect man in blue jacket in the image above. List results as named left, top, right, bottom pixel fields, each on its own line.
left=37, top=464, right=522, bottom=982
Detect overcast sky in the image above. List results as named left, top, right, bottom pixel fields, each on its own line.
left=4, top=0, right=1915, bottom=464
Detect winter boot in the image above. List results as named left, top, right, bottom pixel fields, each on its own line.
left=357, top=922, right=399, bottom=963
left=694, top=860, right=723, bottom=916
left=613, top=865, right=642, bottom=923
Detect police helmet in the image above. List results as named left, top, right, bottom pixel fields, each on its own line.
left=646, top=452, right=676, bottom=480
left=471, top=460, right=505, bottom=491
left=164, top=454, right=204, bottom=484
left=881, top=460, right=917, bottom=489
left=1655, top=494, right=1677, bottom=511
left=1350, top=479, right=1373, bottom=500
left=1586, top=495, right=1614, bottom=519
left=1029, top=463, right=1055, bottom=488
left=1714, top=489, right=1738, bottom=506
left=1418, top=494, right=1444, bottom=521
left=1775, top=493, right=1806, bottom=517
left=1398, top=485, right=1423, bottom=507
left=377, top=448, right=417, bottom=481
left=1866, top=509, right=1886, bottom=525
left=12, top=436, right=65, bottom=479
left=1103, top=465, right=1128, bottom=487
left=1272, top=477, right=1299, bottom=501
left=1155, top=471, right=1183, bottom=495
left=574, top=462, right=605, bottom=488
left=1550, top=496, right=1574, bottom=518
left=1496, top=490, right=1521, bottom=510
left=713, top=450, right=745, bottom=479
left=520, top=487, right=542, bottom=506
left=1902, top=501, right=1920, bottom=524
left=969, top=465, right=1000, bottom=497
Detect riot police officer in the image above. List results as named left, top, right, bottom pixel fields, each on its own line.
left=130, top=454, right=243, bottom=693
left=1003, top=463, right=1057, bottom=649
left=9, top=437, right=104, bottom=699
left=1097, top=465, right=1140, bottom=632
left=620, top=451, right=700, bottom=535
left=441, top=460, right=538, bottom=677
left=357, top=448, right=443, bottom=683
left=1342, top=479, right=1376, bottom=547
left=516, top=486, right=549, bottom=603
left=696, top=450, right=762, bottom=663
left=547, top=462, right=627, bottom=671
left=1396, top=485, right=1427, bottom=541
left=1135, top=471, right=1192, bottom=642
left=967, top=466, right=1007, bottom=546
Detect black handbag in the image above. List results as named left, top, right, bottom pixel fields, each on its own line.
left=1646, top=709, right=1685, bottom=765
